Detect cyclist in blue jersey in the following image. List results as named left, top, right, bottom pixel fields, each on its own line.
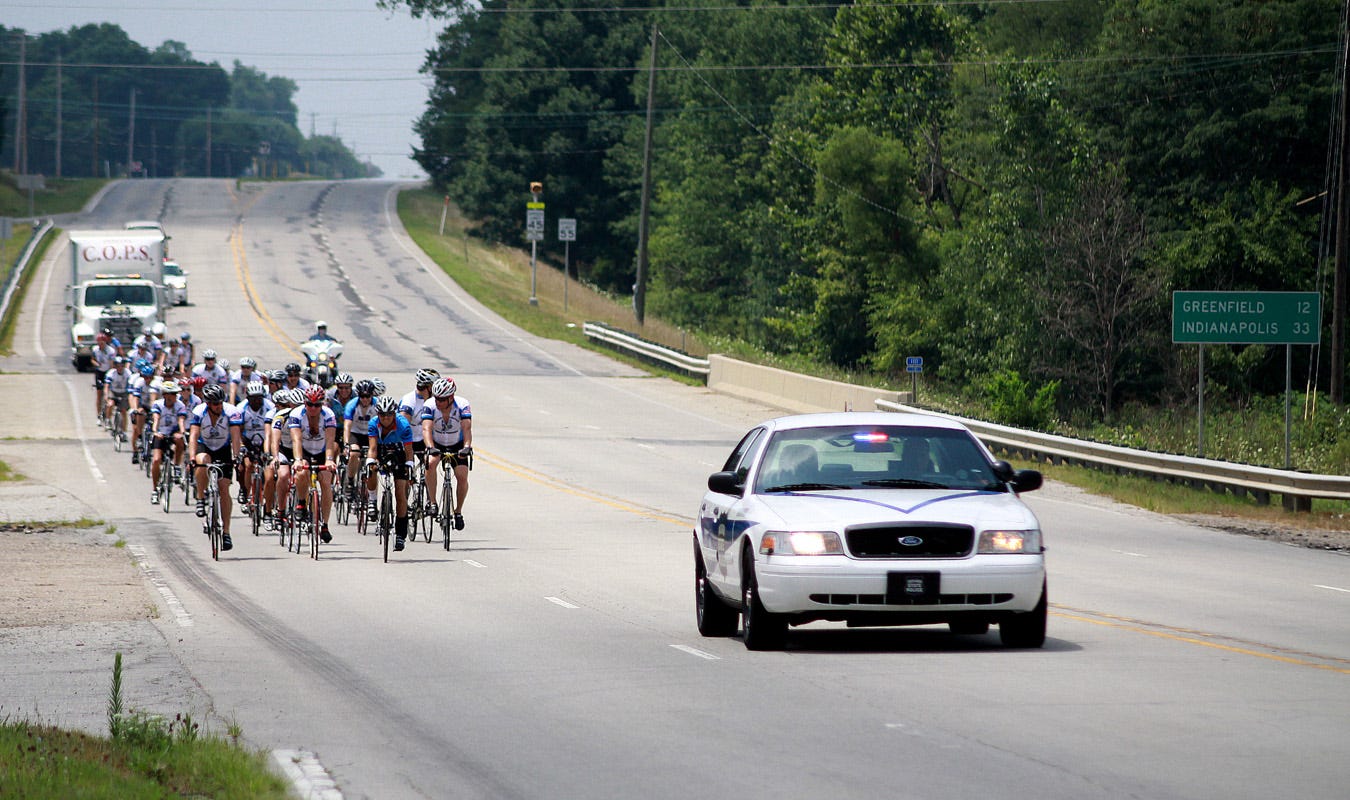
left=365, top=395, right=416, bottom=551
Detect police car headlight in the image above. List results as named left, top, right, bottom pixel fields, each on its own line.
left=977, top=529, right=1041, bottom=554
left=760, top=531, right=844, bottom=556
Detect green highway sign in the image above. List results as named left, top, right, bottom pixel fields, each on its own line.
left=1172, top=291, right=1320, bottom=345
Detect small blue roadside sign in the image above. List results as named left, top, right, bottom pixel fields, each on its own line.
left=906, top=357, right=924, bottom=373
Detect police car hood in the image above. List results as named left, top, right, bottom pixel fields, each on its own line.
left=753, top=488, right=1038, bottom=530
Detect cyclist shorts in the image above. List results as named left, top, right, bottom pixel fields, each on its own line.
left=376, top=449, right=411, bottom=481
left=280, top=446, right=327, bottom=469
left=152, top=433, right=180, bottom=453
left=110, top=392, right=130, bottom=411
left=199, top=445, right=234, bottom=481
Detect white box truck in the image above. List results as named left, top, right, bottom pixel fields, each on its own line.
left=67, top=230, right=168, bottom=370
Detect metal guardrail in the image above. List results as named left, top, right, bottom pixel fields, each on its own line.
left=583, top=321, right=711, bottom=376
left=876, top=399, right=1350, bottom=510
left=581, top=319, right=1349, bottom=509
left=0, top=219, right=55, bottom=327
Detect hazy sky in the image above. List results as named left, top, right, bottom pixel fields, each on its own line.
left=7, top=1, right=444, bottom=178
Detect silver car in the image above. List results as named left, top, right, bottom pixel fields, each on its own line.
left=695, top=412, right=1048, bottom=650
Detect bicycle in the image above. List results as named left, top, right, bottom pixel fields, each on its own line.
left=407, top=451, right=429, bottom=543
left=352, top=461, right=370, bottom=537
left=434, top=448, right=472, bottom=550
left=196, top=462, right=226, bottom=561
left=156, top=443, right=177, bottom=514
left=136, top=418, right=153, bottom=477
left=334, top=458, right=350, bottom=527
left=246, top=451, right=267, bottom=537
left=293, top=462, right=333, bottom=560
left=373, top=464, right=397, bottom=563
left=109, top=405, right=127, bottom=452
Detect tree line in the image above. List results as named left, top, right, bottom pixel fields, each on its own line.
left=387, top=0, right=1346, bottom=423
left=0, top=23, right=377, bottom=181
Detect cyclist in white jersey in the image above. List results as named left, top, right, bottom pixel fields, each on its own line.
left=282, top=386, right=337, bottom=543
left=229, top=357, right=261, bottom=404
left=422, top=377, right=474, bottom=530
left=400, top=369, right=438, bottom=454
left=189, top=384, right=242, bottom=550
left=91, top=333, right=118, bottom=424
left=104, top=358, right=134, bottom=438
left=192, top=349, right=230, bottom=388
left=236, top=381, right=275, bottom=507
left=343, top=380, right=378, bottom=502
left=178, top=332, right=194, bottom=372
left=281, top=362, right=312, bottom=392
left=148, top=381, right=189, bottom=504
left=265, top=389, right=300, bottom=527
left=127, top=360, right=156, bottom=464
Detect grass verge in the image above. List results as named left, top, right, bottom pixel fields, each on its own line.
left=0, top=224, right=59, bottom=356
left=0, top=457, right=23, bottom=482
left=0, top=719, right=289, bottom=799
left=0, top=175, right=107, bottom=218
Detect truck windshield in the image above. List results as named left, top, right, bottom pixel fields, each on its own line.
left=85, top=284, right=156, bottom=306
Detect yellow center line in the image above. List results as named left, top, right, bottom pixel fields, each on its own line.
left=474, top=451, right=692, bottom=527
left=1052, top=607, right=1350, bottom=675
left=229, top=220, right=301, bottom=360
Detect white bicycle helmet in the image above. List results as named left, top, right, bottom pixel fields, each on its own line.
left=431, top=377, right=456, bottom=398
left=374, top=395, right=400, bottom=415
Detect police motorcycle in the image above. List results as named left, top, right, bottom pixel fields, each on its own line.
left=300, top=338, right=343, bottom=388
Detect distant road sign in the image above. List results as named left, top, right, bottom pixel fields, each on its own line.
left=906, top=356, right=923, bottom=373
left=558, top=218, right=576, bottom=242
left=1173, top=291, right=1320, bottom=345
left=526, top=208, right=545, bottom=242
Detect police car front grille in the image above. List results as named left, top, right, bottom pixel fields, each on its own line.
left=809, top=593, right=1013, bottom=606
left=846, top=524, right=974, bottom=558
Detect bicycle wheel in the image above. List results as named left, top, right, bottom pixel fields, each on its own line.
left=112, top=411, right=125, bottom=451
left=440, top=477, right=454, bottom=550
left=208, top=488, right=221, bottom=561
left=160, top=462, right=173, bottom=513
left=309, top=483, right=321, bottom=560
left=381, top=482, right=393, bottom=563
left=249, top=465, right=263, bottom=536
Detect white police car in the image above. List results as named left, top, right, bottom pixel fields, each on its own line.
left=694, top=412, right=1047, bottom=650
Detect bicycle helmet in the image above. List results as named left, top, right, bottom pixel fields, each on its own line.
left=431, top=377, right=456, bottom=398
left=218, top=358, right=230, bottom=371
left=138, top=362, right=156, bottom=378
left=374, top=395, right=399, bottom=415
left=160, top=381, right=181, bottom=394
left=268, top=369, right=285, bottom=383
left=239, top=356, right=257, bottom=368
left=190, top=376, right=207, bottom=390
left=371, top=378, right=387, bottom=396
left=315, top=320, right=328, bottom=330
left=152, top=322, right=167, bottom=337
left=245, top=381, right=266, bottom=397
left=303, top=386, right=327, bottom=405
left=285, top=362, right=302, bottom=376
left=96, top=332, right=110, bottom=345
left=334, top=372, right=353, bottom=385
left=113, top=355, right=127, bottom=364
left=202, top=349, right=218, bottom=360
left=355, top=379, right=375, bottom=397
left=415, top=368, right=439, bottom=387
left=180, top=331, right=191, bottom=341
left=202, top=384, right=226, bottom=403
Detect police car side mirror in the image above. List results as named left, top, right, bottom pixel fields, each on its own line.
left=707, top=471, right=743, bottom=495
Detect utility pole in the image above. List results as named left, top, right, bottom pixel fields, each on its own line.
left=91, top=75, right=99, bottom=178
left=126, top=87, right=136, bottom=175
left=634, top=24, right=658, bottom=326
left=55, top=54, right=62, bottom=178
left=13, top=34, right=26, bottom=174
left=205, top=107, right=212, bottom=177
left=1333, top=1, right=1350, bottom=404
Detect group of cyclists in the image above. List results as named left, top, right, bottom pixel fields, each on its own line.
left=93, top=320, right=474, bottom=555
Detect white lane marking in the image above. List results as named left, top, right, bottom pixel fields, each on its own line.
left=1314, top=584, right=1350, bottom=594
left=537, top=409, right=552, bottom=416
left=128, top=545, right=193, bottom=627
left=636, top=443, right=655, bottom=451
left=463, top=559, right=486, bottom=569
left=670, top=644, right=720, bottom=661
left=272, top=749, right=343, bottom=800
left=1111, top=549, right=1148, bottom=558
left=545, top=596, right=579, bottom=609
left=34, top=233, right=58, bottom=358
left=62, top=378, right=107, bottom=484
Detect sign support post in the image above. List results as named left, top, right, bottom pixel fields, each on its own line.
left=559, top=218, right=576, bottom=312
left=526, top=182, right=544, bottom=306
left=1172, top=290, right=1320, bottom=464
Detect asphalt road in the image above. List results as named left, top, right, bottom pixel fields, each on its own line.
left=15, top=178, right=1350, bottom=799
